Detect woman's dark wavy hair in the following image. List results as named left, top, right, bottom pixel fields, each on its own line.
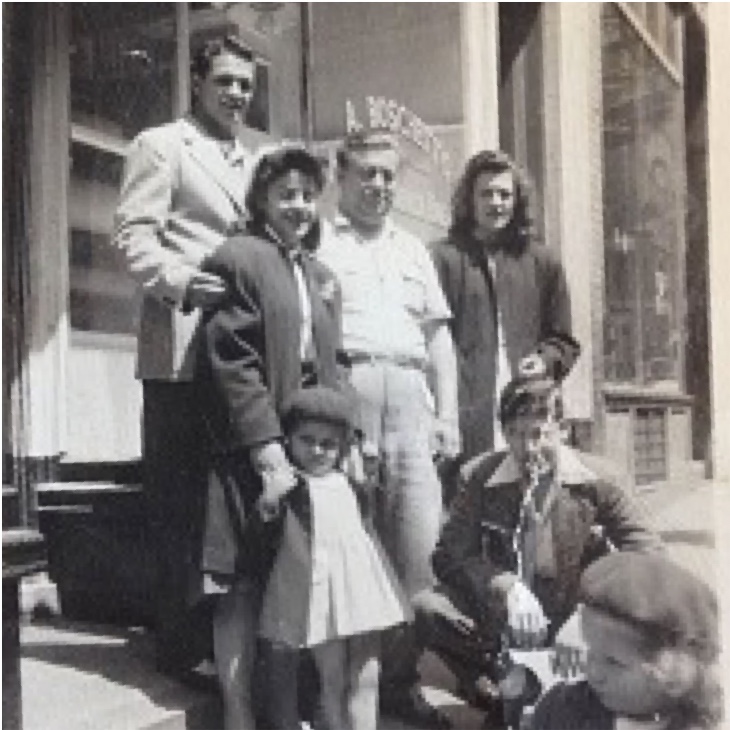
left=449, top=149, right=538, bottom=254
left=245, top=146, right=326, bottom=252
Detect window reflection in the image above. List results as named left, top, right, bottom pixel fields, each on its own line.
left=71, top=4, right=176, bottom=140
left=68, top=5, right=177, bottom=335
left=601, top=4, right=684, bottom=386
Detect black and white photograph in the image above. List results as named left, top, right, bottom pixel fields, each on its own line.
left=3, top=3, right=728, bottom=730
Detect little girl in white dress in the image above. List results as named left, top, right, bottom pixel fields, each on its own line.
left=258, top=386, right=412, bottom=730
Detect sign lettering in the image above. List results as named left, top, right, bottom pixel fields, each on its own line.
left=346, top=97, right=451, bottom=181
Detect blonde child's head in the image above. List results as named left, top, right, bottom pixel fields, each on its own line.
left=579, top=552, right=721, bottom=727
left=281, top=387, right=355, bottom=477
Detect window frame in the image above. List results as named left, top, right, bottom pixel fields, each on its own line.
left=600, top=2, right=689, bottom=391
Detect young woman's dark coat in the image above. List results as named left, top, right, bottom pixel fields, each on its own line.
left=193, top=229, right=343, bottom=587
left=430, top=234, right=580, bottom=460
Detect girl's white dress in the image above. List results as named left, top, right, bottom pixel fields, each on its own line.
left=259, top=471, right=412, bottom=648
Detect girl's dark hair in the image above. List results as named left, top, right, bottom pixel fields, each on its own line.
left=245, top=147, right=326, bottom=251
left=449, top=149, right=537, bottom=253
left=191, top=34, right=254, bottom=80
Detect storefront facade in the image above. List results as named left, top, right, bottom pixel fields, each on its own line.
left=4, top=2, right=709, bottom=528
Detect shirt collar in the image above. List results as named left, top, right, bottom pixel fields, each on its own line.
left=485, top=444, right=598, bottom=487
left=225, top=138, right=247, bottom=166
left=263, top=224, right=303, bottom=261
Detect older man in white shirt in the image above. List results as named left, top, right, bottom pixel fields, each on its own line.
left=317, top=130, right=459, bottom=729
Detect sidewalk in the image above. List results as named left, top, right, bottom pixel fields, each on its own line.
left=18, top=478, right=722, bottom=730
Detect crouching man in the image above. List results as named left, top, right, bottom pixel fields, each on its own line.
left=413, top=374, right=663, bottom=727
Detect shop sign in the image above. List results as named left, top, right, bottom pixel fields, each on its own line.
left=345, top=97, right=451, bottom=182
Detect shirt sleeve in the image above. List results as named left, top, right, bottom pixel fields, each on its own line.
left=592, top=479, right=664, bottom=554
left=414, top=238, right=452, bottom=323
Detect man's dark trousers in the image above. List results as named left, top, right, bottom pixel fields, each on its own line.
left=143, top=381, right=212, bottom=672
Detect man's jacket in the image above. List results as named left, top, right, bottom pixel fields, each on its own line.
left=432, top=445, right=663, bottom=635
left=113, top=117, right=261, bottom=380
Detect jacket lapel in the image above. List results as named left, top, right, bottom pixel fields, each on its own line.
left=484, top=447, right=598, bottom=579
left=180, top=118, right=249, bottom=215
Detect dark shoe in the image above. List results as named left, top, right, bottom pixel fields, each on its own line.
left=158, top=665, right=219, bottom=694
left=381, top=686, right=452, bottom=729
left=457, top=674, right=502, bottom=712
left=456, top=677, right=508, bottom=729
left=481, top=707, right=508, bottom=730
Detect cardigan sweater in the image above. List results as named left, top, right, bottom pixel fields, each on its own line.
left=432, top=446, right=663, bottom=639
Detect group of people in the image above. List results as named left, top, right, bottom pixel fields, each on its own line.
left=112, top=34, right=722, bottom=730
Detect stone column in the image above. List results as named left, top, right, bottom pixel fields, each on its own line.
left=5, top=4, right=70, bottom=518
left=460, top=2, right=500, bottom=155
left=540, top=4, right=603, bottom=433
left=707, top=4, right=730, bottom=482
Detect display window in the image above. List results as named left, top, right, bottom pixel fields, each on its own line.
left=601, top=3, right=686, bottom=387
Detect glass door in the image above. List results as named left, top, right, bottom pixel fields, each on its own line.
left=308, top=3, right=465, bottom=242
left=65, top=3, right=303, bottom=461
left=66, top=4, right=178, bottom=461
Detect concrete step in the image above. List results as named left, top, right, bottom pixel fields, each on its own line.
left=20, top=620, right=220, bottom=730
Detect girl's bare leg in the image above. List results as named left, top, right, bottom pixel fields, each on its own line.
left=347, top=632, right=381, bottom=730
left=213, top=581, right=259, bottom=730
left=312, top=639, right=348, bottom=730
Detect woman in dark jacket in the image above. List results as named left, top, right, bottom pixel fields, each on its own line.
left=194, top=145, right=343, bottom=730
left=430, top=150, right=580, bottom=466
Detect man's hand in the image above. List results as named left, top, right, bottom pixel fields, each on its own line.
left=343, top=440, right=380, bottom=486
left=550, top=608, right=587, bottom=679
left=183, top=271, right=227, bottom=310
left=432, top=416, right=461, bottom=460
left=506, top=581, right=550, bottom=649
left=418, top=589, right=477, bottom=641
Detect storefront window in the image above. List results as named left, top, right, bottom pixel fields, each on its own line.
left=67, top=3, right=299, bottom=336
left=63, top=3, right=302, bottom=459
left=600, top=3, right=685, bottom=386
left=69, top=4, right=177, bottom=335
left=499, top=3, right=546, bottom=239
left=309, top=3, right=464, bottom=242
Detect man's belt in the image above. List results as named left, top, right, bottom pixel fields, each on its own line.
left=346, top=350, right=428, bottom=371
